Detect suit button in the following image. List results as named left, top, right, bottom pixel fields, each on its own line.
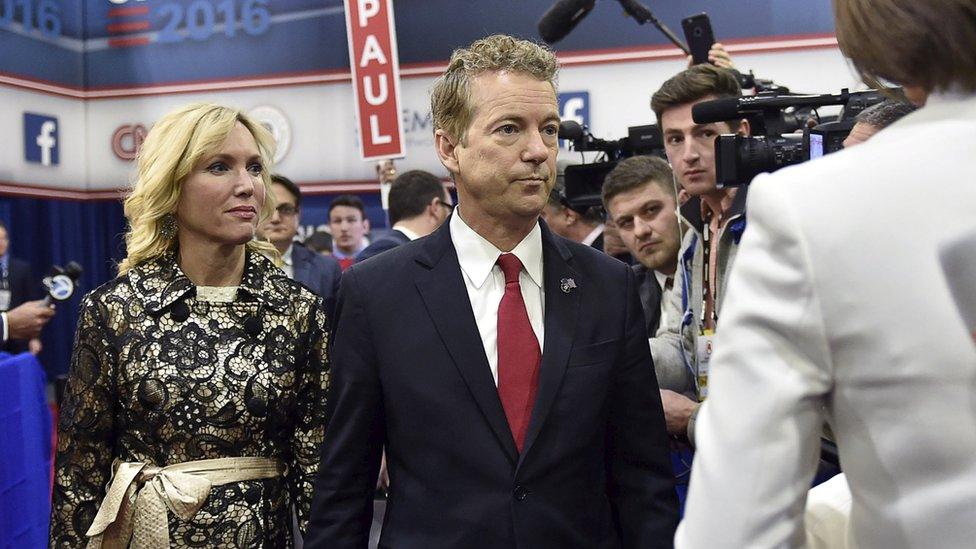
left=513, top=485, right=528, bottom=501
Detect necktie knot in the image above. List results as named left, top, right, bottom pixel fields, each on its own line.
left=497, top=253, right=523, bottom=284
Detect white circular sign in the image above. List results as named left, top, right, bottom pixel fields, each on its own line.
left=249, top=105, right=292, bottom=164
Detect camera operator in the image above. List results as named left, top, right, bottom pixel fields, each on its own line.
left=647, top=64, right=750, bottom=444
left=676, top=0, right=976, bottom=547
left=842, top=99, right=916, bottom=148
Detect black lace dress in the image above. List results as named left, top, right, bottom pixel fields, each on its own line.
left=50, top=251, right=330, bottom=547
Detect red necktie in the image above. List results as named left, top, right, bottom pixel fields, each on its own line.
left=496, top=253, right=541, bottom=452
left=338, top=257, right=355, bottom=271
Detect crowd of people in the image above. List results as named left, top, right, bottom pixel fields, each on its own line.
left=40, top=0, right=976, bottom=547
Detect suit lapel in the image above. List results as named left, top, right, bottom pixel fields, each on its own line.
left=414, top=222, right=519, bottom=463
left=518, top=225, right=579, bottom=465
left=636, top=266, right=662, bottom=335
left=291, top=245, right=309, bottom=284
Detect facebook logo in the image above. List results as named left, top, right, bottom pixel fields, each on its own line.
left=558, top=91, right=589, bottom=149
left=24, top=113, right=59, bottom=166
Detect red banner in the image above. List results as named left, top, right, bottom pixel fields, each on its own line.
left=344, top=0, right=405, bottom=160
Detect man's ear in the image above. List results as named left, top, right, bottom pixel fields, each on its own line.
left=435, top=129, right=461, bottom=175
left=735, top=118, right=751, bottom=137
left=363, top=218, right=371, bottom=233
left=565, top=206, right=579, bottom=225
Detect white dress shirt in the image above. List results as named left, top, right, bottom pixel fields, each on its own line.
left=391, top=224, right=422, bottom=241
left=654, top=270, right=674, bottom=332
left=280, top=243, right=294, bottom=279
left=581, top=223, right=605, bottom=247
left=450, top=209, right=545, bottom=385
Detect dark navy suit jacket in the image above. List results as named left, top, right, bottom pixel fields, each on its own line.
left=291, top=243, right=342, bottom=320
left=357, top=229, right=411, bottom=262
left=2, top=257, right=34, bottom=351
left=306, top=219, right=678, bottom=549
left=633, top=263, right=664, bottom=338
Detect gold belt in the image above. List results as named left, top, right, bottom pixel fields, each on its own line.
left=85, top=456, right=284, bottom=549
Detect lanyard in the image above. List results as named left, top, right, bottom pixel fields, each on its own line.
left=699, top=221, right=719, bottom=331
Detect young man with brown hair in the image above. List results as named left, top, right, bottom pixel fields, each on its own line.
left=647, top=64, right=750, bottom=445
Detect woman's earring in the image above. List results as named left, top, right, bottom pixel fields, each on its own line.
left=160, top=214, right=177, bottom=239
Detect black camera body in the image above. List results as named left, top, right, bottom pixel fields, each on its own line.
left=695, top=89, right=889, bottom=187
left=557, top=121, right=666, bottom=209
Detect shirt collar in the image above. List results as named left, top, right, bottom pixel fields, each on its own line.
left=332, top=241, right=366, bottom=260
left=281, top=243, right=294, bottom=266
left=450, top=208, right=544, bottom=290
left=129, top=250, right=290, bottom=314
left=391, top=224, right=422, bottom=241
left=581, top=224, right=605, bottom=247
left=681, top=185, right=749, bottom=234
left=654, top=269, right=673, bottom=291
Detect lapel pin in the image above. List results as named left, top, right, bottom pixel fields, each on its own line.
left=560, top=278, right=577, bottom=293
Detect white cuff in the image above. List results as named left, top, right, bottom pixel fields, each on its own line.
left=1, top=312, right=7, bottom=342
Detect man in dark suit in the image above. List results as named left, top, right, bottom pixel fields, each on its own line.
left=601, top=156, right=682, bottom=340
left=258, top=175, right=342, bottom=316
left=358, top=170, right=452, bottom=262
left=307, top=35, right=677, bottom=549
left=0, top=221, right=45, bottom=354
left=541, top=184, right=606, bottom=251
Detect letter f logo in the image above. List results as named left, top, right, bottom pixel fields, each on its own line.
left=24, top=113, right=60, bottom=167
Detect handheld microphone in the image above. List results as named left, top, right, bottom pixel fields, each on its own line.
left=42, top=261, right=83, bottom=303
left=538, top=0, right=596, bottom=44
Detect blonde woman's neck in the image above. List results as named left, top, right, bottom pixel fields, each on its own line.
left=178, top=242, right=247, bottom=287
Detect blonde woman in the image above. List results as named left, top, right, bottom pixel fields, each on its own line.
left=50, top=103, right=330, bottom=547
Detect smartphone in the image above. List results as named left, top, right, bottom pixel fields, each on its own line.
left=682, top=13, right=716, bottom=66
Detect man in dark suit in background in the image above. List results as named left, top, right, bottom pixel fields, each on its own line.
left=358, top=170, right=453, bottom=262
left=541, top=185, right=606, bottom=251
left=0, top=220, right=45, bottom=354
left=602, top=156, right=682, bottom=340
left=258, top=175, right=342, bottom=317
left=307, top=34, right=677, bottom=549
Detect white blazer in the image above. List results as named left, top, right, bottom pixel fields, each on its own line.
left=676, top=92, right=976, bottom=548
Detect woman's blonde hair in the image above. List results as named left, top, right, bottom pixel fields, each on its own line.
left=118, top=103, right=279, bottom=275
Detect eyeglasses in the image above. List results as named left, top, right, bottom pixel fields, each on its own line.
left=436, top=200, right=455, bottom=212
left=275, top=204, right=298, bottom=217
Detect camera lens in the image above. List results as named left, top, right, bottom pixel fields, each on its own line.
left=694, top=28, right=703, bottom=37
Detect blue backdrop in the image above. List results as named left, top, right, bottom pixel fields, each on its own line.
left=0, top=192, right=388, bottom=378
left=0, top=197, right=126, bottom=379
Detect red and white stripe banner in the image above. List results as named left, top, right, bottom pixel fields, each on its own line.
left=343, top=0, right=405, bottom=160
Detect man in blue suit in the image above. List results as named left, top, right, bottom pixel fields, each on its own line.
left=306, top=35, right=677, bottom=548
left=259, top=175, right=342, bottom=317
left=0, top=221, right=48, bottom=354
left=358, top=170, right=453, bottom=262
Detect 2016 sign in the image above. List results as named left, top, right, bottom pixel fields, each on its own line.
left=157, top=0, right=270, bottom=43
left=344, top=0, right=404, bottom=160
left=0, top=0, right=62, bottom=38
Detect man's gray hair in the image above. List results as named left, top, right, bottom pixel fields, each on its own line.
left=855, top=100, right=917, bottom=130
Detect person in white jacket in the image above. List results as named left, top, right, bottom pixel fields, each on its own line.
left=676, top=0, right=976, bottom=547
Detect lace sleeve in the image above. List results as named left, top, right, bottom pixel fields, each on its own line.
left=50, top=293, right=118, bottom=547
left=290, top=302, right=331, bottom=533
